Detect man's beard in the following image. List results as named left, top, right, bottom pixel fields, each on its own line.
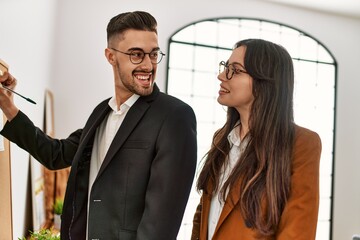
left=117, top=65, right=154, bottom=96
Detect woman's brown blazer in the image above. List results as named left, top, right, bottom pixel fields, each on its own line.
left=192, top=125, right=322, bottom=240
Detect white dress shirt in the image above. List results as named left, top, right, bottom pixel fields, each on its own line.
left=208, top=123, right=248, bottom=240
left=86, top=94, right=139, bottom=240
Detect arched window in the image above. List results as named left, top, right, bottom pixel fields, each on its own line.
left=167, top=18, right=336, bottom=240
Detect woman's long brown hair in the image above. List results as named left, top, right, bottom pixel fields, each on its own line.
left=197, top=39, right=295, bottom=236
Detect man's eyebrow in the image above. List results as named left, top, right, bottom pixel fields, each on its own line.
left=127, top=47, right=160, bottom=52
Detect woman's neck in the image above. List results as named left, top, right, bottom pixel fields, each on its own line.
left=239, top=122, right=249, bottom=140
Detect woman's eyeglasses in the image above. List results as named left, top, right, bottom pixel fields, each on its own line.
left=219, top=61, right=248, bottom=80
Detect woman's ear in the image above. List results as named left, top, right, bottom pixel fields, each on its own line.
left=105, top=48, right=116, bottom=66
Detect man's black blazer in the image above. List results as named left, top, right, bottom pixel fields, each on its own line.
left=1, top=84, right=197, bottom=240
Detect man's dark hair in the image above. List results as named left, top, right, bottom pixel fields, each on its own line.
left=107, top=11, right=157, bottom=45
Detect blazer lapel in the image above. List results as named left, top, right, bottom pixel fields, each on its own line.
left=81, top=103, right=112, bottom=149
left=72, top=100, right=111, bottom=171
left=213, top=180, right=242, bottom=236
left=96, top=84, right=159, bottom=178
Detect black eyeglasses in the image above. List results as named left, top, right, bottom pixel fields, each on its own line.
left=110, top=48, right=165, bottom=64
left=219, top=61, right=248, bottom=80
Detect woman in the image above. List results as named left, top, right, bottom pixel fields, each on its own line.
left=191, top=39, right=321, bottom=240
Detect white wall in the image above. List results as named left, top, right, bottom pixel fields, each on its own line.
left=0, top=0, right=58, bottom=238
left=1, top=0, right=360, bottom=239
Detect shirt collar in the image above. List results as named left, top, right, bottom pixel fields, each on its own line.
left=227, top=123, right=241, bottom=147
left=108, top=94, right=140, bottom=114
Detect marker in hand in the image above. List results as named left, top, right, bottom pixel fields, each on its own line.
left=0, top=59, right=36, bottom=104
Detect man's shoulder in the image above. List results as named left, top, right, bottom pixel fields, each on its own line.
left=86, top=98, right=111, bottom=119
left=157, top=92, right=188, bottom=106
left=94, top=97, right=111, bottom=109
left=153, top=93, right=194, bottom=114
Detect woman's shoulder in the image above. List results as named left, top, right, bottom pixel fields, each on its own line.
left=292, top=124, right=322, bottom=166
left=294, top=124, right=321, bottom=145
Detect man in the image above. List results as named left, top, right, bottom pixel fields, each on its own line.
left=0, top=11, right=197, bottom=240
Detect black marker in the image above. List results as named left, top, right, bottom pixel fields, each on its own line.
left=1, top=85, right=36, bottom=104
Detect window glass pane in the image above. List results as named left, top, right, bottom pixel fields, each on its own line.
left=316, top=220, right=331, bottom=239
left=320, top=153, right=333, bottom=176
left=318, top=46, right=334, bottom=63
left=197, top=122, right=217, bottom=150
left=218, top=19, right=242, bottom=48
left=194, top=46, right=218, bottom=72
left=172, top=24, right=195, bottom=42
left=169, top=43, right=194, bottom=69
left=281, top=25, right=300, bottom=35
left=318, top=64, right=335, bottom=89
left=280, top=29, right=300, bottom=59
left=240, top=19, right=261, bottom=29
left=193, top=72, right=218, bottom=97
left=192, top=96, right=217, bottom=122
left=239, top=19, right=262, bottom=39
left=194, top=21, right=218, bottom=46
left=167, top=69, right=193, bottom=96
left=294, top=61, right=319, bottom=127
left=214, top=103, right=227, bottom=124
left=318, top=198, right=332, bottom=220
left=320, top=176, right=333, bottom=198
left=260, top=21, right=281, bottom=43
left=217, top=48, right=233, bottom=63
left=261, top=21, right=281, bottom=32
left=299, top=35, right=319, bottom=61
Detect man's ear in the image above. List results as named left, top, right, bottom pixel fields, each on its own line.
left=105, top=48, right=116, bottom=66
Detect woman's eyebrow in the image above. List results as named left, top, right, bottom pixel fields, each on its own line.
left=229, top=61, right=246, bottom=70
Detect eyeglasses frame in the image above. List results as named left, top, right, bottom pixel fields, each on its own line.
left=219, top=60, right=248, bottom=80
left=110, top=47, right=165, bottom=64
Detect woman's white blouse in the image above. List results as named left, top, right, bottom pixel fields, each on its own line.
left=208, top=124, right=248, bottom=239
